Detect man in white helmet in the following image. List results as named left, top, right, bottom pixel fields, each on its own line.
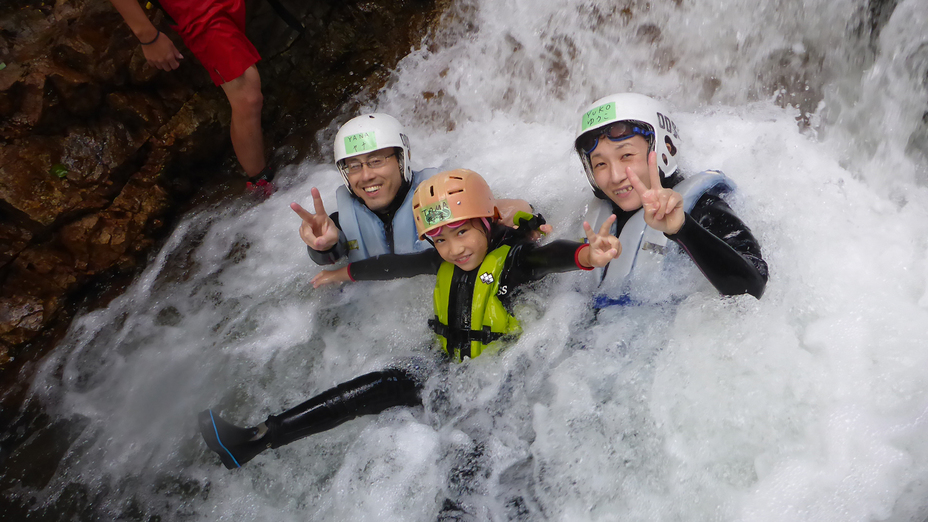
left=574, top=93, right=768, bottom=306
left=292, top=113, right=544, bottom=264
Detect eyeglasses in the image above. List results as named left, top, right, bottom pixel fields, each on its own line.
left=576, top=122, right=653, bottom=155
left=344, top=153, right=396, bottom=174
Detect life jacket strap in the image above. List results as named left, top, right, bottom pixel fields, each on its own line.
left=428, top=318, right=506, bottom=346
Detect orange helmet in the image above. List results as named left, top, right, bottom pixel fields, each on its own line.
left=412, top=169, right=499, bottom=239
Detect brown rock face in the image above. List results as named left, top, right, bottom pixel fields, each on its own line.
left=0, top=0, right=447, bottom=370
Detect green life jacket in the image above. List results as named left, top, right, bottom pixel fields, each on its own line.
left=430, top=245, right=522, bottom=362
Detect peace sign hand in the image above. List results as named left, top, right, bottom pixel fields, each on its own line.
left=581, top=214, right=621, bottom=268
left=627, top=151, right=685, bottom=235
left=291, top=188, right=340, bottom=251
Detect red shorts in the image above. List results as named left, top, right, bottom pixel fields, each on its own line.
left=160, top=0, right=261, bottom=86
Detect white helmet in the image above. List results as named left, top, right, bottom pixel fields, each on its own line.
left=333, top=113, right=412, bottom=193
left=574, top=93, right=681, bottom=199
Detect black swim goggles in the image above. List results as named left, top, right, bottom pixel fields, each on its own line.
left=576, top=121, right=653, bottom=155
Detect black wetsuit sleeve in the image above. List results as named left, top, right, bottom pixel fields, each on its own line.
left=307, top=212, right=348, bottom=265
left=348, top=249, right=444, bottom=281
left=666, top=195, right=768, bottom=298
left=502, top=240, right=587, bottom=289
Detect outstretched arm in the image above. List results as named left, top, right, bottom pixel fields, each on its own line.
left=107, top=0, right=183, bottom=70
left=311, top=249, right=444, bottom=288
left=507, top=216, right=620, bottom=284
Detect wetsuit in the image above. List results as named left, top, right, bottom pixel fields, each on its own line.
left=666, top=193, right=767, bottom=297
left=594, top=172, right=767, bottom=306
left=199, top=225, right=589, bottom=469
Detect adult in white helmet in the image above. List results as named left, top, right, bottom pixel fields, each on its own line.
left=574, top=93, right=768, bottom=305
left=290, top=113, right=440, bottom=264
left=292, top=113, right=547, bottom=265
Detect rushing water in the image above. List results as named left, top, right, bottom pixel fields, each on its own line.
left=4, top=0, right=928, bottom=520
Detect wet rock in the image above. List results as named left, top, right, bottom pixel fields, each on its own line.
left=757, top=43, right=826, bottom=125
left=0, top=295, right=46, bottom=346
left=0, top=0, right=448, bottom=371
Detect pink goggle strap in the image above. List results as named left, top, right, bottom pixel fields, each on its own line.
left=425, top=218, right=490, bottom=238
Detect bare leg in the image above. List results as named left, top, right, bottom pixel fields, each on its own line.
left=221, top=65, right=266, bottom=177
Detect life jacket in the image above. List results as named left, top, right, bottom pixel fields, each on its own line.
left=587, top=170, right=735, bottom=306
left=335, top=168, right=439, bottom=262
left=429, top=245, right=522, bottom=362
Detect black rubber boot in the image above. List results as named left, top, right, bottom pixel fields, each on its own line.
left=265, top=369, right=422, bottom=449
left=198, top=409, right=269, bottom=469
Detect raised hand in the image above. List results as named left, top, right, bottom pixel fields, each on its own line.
left=141, top=32, right=184, bottom=71
left=291, top=188, right=340, bottom=251
left=581, top=214, right=621, bottom=268
left=627, top=151, right=685, bottom=235
left=311, top=266, right=350, bottom=288
left=496, top=198, right=554, bottom=239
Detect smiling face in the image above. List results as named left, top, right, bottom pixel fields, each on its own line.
left=588, top=134, right=652, bottom=212
left=344, top=147, right=403, bottom=212
left=431, top=219, right=489, bottom=272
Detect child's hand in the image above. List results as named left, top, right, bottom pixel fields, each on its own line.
left=627, top=151, right=685, bottom=234
left=291, top=188, right=340, bottom=251
left=311, top=266, right=351, bottom=288
left=581, top=215, right=621, bottom=268
left=497, top=199, right=554, bottom=239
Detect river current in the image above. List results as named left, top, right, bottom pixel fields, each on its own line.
left=6, top=0, right=928, bottom=520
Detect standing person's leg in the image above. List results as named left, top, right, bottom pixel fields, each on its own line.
left=166, top=0, right=270, bottom=182
left=220, top=65, right=266, bottom=178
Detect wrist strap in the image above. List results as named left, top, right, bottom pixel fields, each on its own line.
left=575, top=243, right=594, bottom=271
left=139, top=30, right=160, bottom=45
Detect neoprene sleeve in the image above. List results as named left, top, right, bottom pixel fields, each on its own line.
left=349, top=249, right=444, bottom=280
left=666, top=196, right=768, bottom=298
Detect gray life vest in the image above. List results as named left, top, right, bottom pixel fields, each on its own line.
left=336, top=168, right=439, bottom=262
left=587, top=170, right=735, bottom=293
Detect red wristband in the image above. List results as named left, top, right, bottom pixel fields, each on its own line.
left=575, top=243, right=593, bottom=270
left=346, top=264, right=356, bottom=282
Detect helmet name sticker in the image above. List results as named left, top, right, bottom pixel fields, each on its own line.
left=582, top=102, right=616, bottom=131
left=344, top=132, right=377, bottom=154
left=420, top=200, right=453, bottom=227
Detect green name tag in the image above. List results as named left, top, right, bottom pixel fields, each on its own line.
left=420, top=200, right=453, bottom=228
left=581, top=102, right=616, bottom=131
left=344, top=132, right=377, bottom=154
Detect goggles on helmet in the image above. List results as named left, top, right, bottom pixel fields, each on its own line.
left=576, top=121, right=654, bottom=155
left=423, top=217, right=491, bottom=239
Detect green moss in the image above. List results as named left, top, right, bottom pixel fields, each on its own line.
left=50, top=163, right=68, bottom=178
